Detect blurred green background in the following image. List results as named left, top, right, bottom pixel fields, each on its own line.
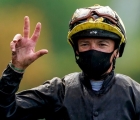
left=0, top=0, right=140, bottom=91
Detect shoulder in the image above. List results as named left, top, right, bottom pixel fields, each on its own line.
left=42, top=72, right=81, bottom=86
left=115, top=73, right=140, bottom=88
left=62, top=72, right=81, bottom=87
left=63, top=72, right=81, bottom=81
left=115, top=74, right=140, bottom=112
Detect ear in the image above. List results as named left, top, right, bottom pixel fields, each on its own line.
left=116, top=52, right=119, bottom=58
left=114, top=49, right=119, bottom=58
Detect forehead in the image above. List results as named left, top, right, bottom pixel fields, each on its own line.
left=78, top=38, right=115, bottom=43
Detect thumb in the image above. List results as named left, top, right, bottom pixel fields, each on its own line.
left=13, top=34, right=22, bottom=41
left=10, top=34, right=22, bottom=51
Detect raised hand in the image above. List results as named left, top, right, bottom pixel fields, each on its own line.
left=10, top=16, right=48, bottom=70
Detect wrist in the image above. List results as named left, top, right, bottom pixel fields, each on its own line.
left=9, top=61, right=25, bottom=73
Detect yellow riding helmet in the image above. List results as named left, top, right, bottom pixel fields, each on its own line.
left=67, top=4, right=126, bottom=57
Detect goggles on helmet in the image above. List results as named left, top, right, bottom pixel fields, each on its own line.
left=70, top=5, right=117, bottom=25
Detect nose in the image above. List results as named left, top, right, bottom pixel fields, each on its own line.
left=90, top=41, right=96, bottom=50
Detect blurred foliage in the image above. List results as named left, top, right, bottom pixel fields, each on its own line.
left=0, top=0, right=140, bottom=92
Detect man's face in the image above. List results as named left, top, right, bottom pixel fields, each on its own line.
left=77, top=38, right=119, bottom=75
left=78, top=38, right=115, bottom=53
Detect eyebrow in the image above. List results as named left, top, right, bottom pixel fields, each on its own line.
left=78, top=40, right=89, bottom=44
left=98, top=40, right=110, bottom=44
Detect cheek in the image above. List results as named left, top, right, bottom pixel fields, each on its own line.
left=108, top=46, right=115, bottom=53
left=79, top=47, right=90, bottom=52
left=78, top=47, right=83, bottom=52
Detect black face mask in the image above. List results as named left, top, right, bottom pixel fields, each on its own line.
left=76, top=50, right=114, bottom=79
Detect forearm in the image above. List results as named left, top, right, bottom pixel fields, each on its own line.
left=0, top=65, right=65, bottom=119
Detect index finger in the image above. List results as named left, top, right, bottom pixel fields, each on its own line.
left=23, top=16, right=30, bottom=38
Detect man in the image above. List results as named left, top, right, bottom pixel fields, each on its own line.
left=0, top=4, right=140, bottom=120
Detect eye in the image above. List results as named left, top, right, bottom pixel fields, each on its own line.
left=81, top=43, right=88, bottom=46
left=79, top=42, right=89, bottom=47
left=99, top=43, right=107, bottom=46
